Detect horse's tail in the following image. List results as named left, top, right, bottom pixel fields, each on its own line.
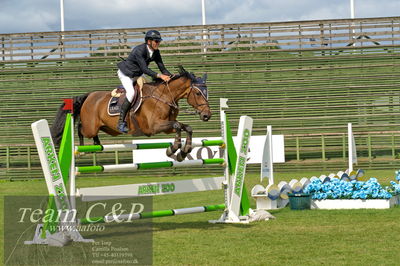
left=50, top=93, right=90, bottom=145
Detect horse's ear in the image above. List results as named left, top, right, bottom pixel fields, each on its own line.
left=178, top=65, right=186, bottom=75
left=202, top=73, right=207, bottom=81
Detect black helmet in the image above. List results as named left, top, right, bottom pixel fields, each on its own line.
left=145, top=30, right=162, bottom=42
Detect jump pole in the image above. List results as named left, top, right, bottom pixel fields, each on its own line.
left=80, top=204, right=226, bottom=225
left=75, top=139, right=224, bottom=153
left=75, top=158, right=225, bottom=174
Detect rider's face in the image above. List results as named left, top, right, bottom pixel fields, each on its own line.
left=148, top=39, right=161, bottom=51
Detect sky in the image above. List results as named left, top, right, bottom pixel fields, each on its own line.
left=0, top=0, right=399, bottom=34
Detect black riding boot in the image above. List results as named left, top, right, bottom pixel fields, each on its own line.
left=117, top=98, right=131, bottom=133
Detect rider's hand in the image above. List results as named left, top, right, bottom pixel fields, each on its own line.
left=158, top=74, right=171, bottom=82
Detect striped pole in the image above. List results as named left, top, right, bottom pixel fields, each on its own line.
left=76, top=158, right=225, bottom=174
left=75, top=139, right=224, bottom=153
left=79, top=204, right=226, bottom=224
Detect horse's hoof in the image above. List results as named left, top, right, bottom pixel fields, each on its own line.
left=176, top=151, right=186, bottom=162
left=183, top=147, right=192, bottom=154
left=166, top=146, right=175, bottom=157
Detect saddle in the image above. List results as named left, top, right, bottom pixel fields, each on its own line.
left=107, top=76, right=146, bottom=116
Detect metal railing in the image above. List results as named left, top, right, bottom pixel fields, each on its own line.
left=0, top=17, right=399, bottom=61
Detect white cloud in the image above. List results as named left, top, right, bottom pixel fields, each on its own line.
left=358, top=0, right=400, bottom=18
left=0, top=1, right=58, bottom=33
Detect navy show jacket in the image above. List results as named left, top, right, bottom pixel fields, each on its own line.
left=117, top=43, right=171, bottom=79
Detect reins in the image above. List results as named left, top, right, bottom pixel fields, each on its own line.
left=141, top=81, right=179, bottom=109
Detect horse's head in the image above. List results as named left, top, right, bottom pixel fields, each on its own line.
left=178, top=66, right=212, bottom=121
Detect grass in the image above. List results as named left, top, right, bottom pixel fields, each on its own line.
left=1, top=170, right=400, bottom=265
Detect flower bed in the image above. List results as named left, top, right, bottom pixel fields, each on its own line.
left=303, top=177, right=400, bottom=209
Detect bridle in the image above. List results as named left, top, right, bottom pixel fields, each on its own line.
left=189, top=82, right=209, bottom=115
left=142, top=76, right=209, bottom=115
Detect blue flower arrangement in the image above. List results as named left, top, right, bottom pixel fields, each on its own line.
left=395, top=170, right=400, bottom=182
left=303, top=177, right=393, bottom=200
left=386, top=181, right=400, bottom=196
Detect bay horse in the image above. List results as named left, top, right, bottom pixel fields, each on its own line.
left=51, top=67, right=212, bottom=161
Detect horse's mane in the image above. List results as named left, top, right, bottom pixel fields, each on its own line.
left=146, top=66, right=194, bottom=86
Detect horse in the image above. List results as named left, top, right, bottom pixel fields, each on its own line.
left=51, top=66, right=212, bottom=161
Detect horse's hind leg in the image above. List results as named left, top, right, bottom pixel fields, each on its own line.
left=177, top=124, right=193, bottom=162
left=78, top=123, right=101, bottom=146
left=166, top=121, right=182, bottom=159
left=78, top=123, right=84, bottom=146
left=93, top=135, right=101, bottom=145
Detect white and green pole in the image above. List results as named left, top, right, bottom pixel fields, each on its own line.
left=80, top=204, right=225, bottom=225
left=76, top=158, right=224, bottom=174
left=75, top=139, right=224, bottom=153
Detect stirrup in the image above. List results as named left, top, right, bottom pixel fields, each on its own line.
left=117, top=121, right=129, bottom=133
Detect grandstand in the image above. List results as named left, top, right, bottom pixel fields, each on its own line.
left=1, top=16, right=399, bottom=179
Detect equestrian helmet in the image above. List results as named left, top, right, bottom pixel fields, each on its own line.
left=145, top=30, right=162, bottom=42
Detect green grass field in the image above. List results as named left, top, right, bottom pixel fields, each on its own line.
left=1, top=170, right=400, bottom=265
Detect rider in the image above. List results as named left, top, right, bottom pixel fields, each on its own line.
left=116, top=30, right=172, bottom=133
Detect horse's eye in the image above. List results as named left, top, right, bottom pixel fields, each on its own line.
left=196, top=92, right=202, bottom=96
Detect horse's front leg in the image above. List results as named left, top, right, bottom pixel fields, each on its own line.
left=166, top=121, right=182, bottom=159
left=177, top=124, right=193, bottom=162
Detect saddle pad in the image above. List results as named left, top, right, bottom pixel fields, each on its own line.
left=107, top=86, right=143, bottom=116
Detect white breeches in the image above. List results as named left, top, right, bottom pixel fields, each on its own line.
left=117, top=69, right=135, bottom=102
